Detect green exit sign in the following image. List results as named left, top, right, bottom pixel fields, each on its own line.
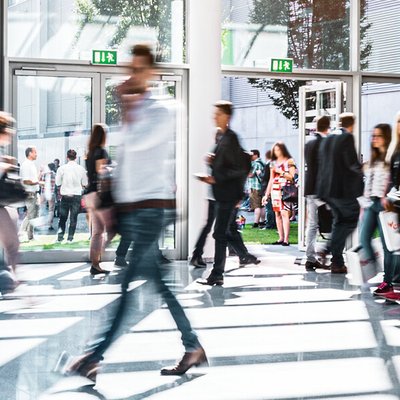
left=92, top=50, right=117, bottom=65
left=271, top=58, right=293, bottom=73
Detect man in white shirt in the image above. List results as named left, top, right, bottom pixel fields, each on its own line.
left=56, top=149, right=88, bottom=242
left=20, top=146, right=40, bottom=241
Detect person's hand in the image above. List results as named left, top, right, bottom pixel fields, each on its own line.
left=274, top=167, right=284, bottom=175
left=256, top=170, right=262, bottom=176
left=382, top=197, right=395, bottom=212
left=261, top=195, right=269, bottom=206
left=204, top=153, right=215, bottom=165
left=199, top=175, right=215, bottom=185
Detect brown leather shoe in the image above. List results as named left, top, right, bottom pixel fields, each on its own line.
left=160, top=347, right=208, bottom=375
left=65, top=353, right=100, bottom=382
left=331, top=264, right=347, bottom=274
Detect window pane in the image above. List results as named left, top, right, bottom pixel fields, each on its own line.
left=362, top=1, right=400, bottom=73
left=8, top=0, right=185, bottom=63
left=16, top=75, right=92, bottom=250
left=222, top=0, right=350, bottom=70
left=361, top=82, right=400, bottom=163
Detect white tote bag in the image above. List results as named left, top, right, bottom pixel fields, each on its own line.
left=379, top=211, right=400, bottom=252
left=346, top=239, right=383, bottom=286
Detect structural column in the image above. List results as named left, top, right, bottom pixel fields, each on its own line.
left=187, top=0, right=221, bottom=259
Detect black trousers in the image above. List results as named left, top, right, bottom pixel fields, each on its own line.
left=326, top=197, right=360, bottom=266
left=58, top=195, right=81, bottom=241
left=194, top=200, right=249, bottom=263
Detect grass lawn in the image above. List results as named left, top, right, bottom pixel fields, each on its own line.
left=241, top=223, right=298, bottom=245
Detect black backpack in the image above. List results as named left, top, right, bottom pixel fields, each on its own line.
left=239, top=148, right=252, bottom=178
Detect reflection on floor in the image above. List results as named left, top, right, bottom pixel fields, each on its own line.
left=2, top=245, right=400, bottom=399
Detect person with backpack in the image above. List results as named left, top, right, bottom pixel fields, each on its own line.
left=197, top=101, right=253, bottom=286
left=248, top=149, right=265, bottom=228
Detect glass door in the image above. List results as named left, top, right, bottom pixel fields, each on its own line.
left=12, top=70, right=98, bottom=259
left=298, top=82, right=344, bottom=250
left=100, top=73, right=185, bottom=259
left=11, top=65, right=186, bottom=261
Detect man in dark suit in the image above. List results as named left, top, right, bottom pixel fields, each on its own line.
left=317, top=113, right=364, bottom=273
left=304, top=115, right=330, bottom=271
left=197, top=101, right=251, bottom=285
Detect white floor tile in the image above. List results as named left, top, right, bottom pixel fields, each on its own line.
left=0, top=317, right=82, bottom=338
left=0, top=338, right=45, bottom=366
left=132, top=301, right=369, bottom=332
left=104, top=321, right=377, bottom=364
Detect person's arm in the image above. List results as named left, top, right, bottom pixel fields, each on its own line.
left=262, top=166, right=274, bottom=205
left=55, top=167, right=62, bottom=187
left=284, top=158, right=296, bottom=182
left=81, top=168, right=88, bottom=188
left=342, top=134, right=362, bottom=174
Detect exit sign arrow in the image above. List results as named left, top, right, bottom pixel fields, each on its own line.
left=92, top=50, right=118, bottom=65
left=270, top=58, right=293, bottom=73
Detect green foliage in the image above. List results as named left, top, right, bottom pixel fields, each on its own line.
left=74, top=0, right=172, bottom=61
left=246, top=0, right=372, bottom=127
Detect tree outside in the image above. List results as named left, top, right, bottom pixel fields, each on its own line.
left=241, top=0, right=372, bottom=128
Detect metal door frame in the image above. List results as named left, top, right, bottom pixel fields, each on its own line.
left=298, top=82, right=343, bottom=250
left=8, top=60, right=188, bottom=262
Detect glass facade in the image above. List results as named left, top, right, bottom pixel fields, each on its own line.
left=221, top=0, right=350, bottom=70
left=8, top=0, right=186, bottom=63
left=362, top=0, right=400, bottom=73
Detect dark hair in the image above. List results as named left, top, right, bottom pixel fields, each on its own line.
left=88, top=124, right=106, bottom=158
left=25, top=146, right=35, bottom=158
left=54, top=158, right=60, bottom=164
left=48, top=162, right=56, bottom=173
left=214, top=100, right=233, bottom=116
left=340, top=113, right=356, bottom=129
left=317, top=115, right=330, bottom=132
left=251, top=149, right=260, bottom=157
left=370, top=123, right=392, bottom=165
left=265, top=150, right=272, bottom=159
left=67, top=149, right=77, bottom=161
left=132, top=44, right=155, bottom=66
left=271, top=142, right=292, bottom=161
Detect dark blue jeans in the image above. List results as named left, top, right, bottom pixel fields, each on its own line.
left=58, top=195, right=81, bottom=241
left=327, top=197, right=360, bottom=266
left=88, top=208, right=200, bottom=361
left=360, top=198, right=395, bottom=283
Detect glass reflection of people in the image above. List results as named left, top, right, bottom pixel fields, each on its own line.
left=85, top=123, right=116, bottom=275
left=63, top=44, right=207, bottom=381
left=55, top=149, right=88, bottom=243
left=40, top=162, right=57, bottom=230
left=19, top=146, right=40, bottom=241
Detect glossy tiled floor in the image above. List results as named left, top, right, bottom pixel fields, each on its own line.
left=2, top=245, right=400, bottom=399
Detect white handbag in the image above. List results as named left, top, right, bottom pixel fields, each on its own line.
left=379, top=211, right=400, bottom=252
left=346, top=240, right=383, bottom=286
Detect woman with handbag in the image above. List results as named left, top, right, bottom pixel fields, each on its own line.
left=262, top=142, right=297, bottom=246
left=85, top=124, right=116, bottom=275
left=359, top=124, right=392, bottom=294
left=0, top=112, right=20, bottom=287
